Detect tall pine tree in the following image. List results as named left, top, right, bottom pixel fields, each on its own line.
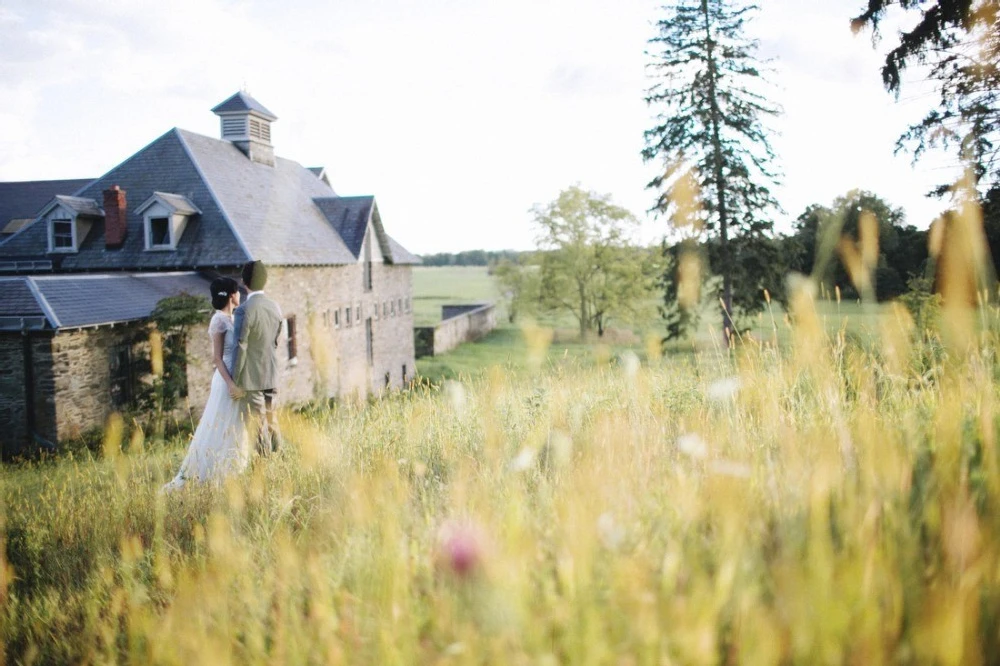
left=643, top=0, right=781, bottom=336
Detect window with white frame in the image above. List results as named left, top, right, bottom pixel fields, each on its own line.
left=137, top=193, right=199, bottom=251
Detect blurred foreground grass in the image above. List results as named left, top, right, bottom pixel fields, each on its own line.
left=5, top=286, right=1000, bottom=663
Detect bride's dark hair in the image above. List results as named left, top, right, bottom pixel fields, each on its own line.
left=210, top=277, right=239, bottom=311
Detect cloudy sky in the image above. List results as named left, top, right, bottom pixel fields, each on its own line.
left=0, top=0, right=958, bottom=254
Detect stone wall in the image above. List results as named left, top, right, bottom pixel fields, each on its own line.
left=49, top=325, right=148, bottom=442
left=0, top=333, right=63, bottom=455
left=414, top=303, right=497, bottom=358
left=0, top=336, right=28, bottom=454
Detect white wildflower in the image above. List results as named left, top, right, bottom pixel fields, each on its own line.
left=509, top=447, right=536, bottom=472
left=676, top=433, right=708, bottom=459
left=443, top=380, right=467, bottom=415
left=597, top=512, right=625, bottom=550
left=619, top=350, right=640, bottom=379
left=706, top=376, right=740, bottom=402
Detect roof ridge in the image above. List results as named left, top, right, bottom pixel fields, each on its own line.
left=173, top=128, right=253, bottom=262
left=24, top=276, right=61, bottom=328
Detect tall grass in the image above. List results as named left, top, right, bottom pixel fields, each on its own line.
left=5, top=290, right=1000, bottom=663
left=5, top=175, right=1000, bottom=663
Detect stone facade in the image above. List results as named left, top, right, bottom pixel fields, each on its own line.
left=0, top=336, right=30, bottom=453
left=1, top=334, right=60, bottom=456
left=1, top=326, right=148, bottom=455
left=0, top=261, right=415, bottom=452
left=184, top=260, right=415, bottom=408
left=48, top=326, right=146, bottom=442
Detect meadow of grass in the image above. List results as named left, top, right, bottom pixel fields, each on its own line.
left=412, top=267, right=503, bottom=326
left=6, top=279, right=1000, bottom=662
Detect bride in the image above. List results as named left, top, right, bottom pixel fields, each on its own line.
left=163, top=277, right=250, bottom=491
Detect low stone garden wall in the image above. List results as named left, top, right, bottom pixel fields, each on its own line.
left=414, top=303, right=497, bottom=358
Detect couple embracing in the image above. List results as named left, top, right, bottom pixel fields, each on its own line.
left=163, top=260, right=282, bottom=491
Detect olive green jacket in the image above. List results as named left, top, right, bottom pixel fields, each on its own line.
left=230, top=292, right=283, bottom=391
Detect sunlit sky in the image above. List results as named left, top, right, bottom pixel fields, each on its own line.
left=0, top=0, right=958, bottom=254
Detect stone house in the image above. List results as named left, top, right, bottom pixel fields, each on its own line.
left=0, top=92, right=419, bottom=455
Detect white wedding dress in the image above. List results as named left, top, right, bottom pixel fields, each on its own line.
left=163, top=312, right=250, bottom=491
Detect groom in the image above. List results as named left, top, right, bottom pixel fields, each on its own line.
left=230, top=260, right=283, bottom=455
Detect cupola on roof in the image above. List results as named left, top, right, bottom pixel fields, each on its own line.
left=212, top=91, right=277, bottom=166
left=211, top=91, right=278, bottom=121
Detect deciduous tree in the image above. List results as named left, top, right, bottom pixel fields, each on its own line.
left=492, top=257, right=540, bottom=324
left=788, top=191, right=929, bottom=301
left=532, top=186, right=656, bottom=338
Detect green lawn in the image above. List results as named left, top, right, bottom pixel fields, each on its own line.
left=411, top=266, right=503, bottom=325
left=411, top=264, right=896, bottom=382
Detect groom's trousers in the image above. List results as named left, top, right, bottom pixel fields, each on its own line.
left=243, top=388, right=280, bottom=456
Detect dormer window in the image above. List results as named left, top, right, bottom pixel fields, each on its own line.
left=149, top=217, right=170, bottom=247
left=41, top=195, right=103, bottom=254
left=51, top=218, right=74, bottom=249
left=136, top=192, right=200, bottom=251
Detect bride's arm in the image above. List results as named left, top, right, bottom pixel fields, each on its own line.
left=212, top=331, right=243, bottom=398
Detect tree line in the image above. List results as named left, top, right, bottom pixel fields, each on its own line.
left=493, top=183, right=1000, bottom=339
left=418, top=250, right=525, bottom=267
left=465, top=0, right=1000, bottom=341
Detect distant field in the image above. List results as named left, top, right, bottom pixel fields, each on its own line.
left=411, top=266, right=502, bottom=326
left=411, top=265, right=892, bottom=369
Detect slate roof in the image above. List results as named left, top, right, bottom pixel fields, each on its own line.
left=314, top=196, right=373, bottom=257
left=211, top=92, right=277, bottom=120
left=0, top=98, right=419, bottom=271
left=0, top=272, right=213, bottom=330
left=0, top=129, right=249, bottom=269
left=0, top=278, right=45, bottom=319
left=0, top=179, right=94, bottom=232
left=388, top=237, right=422, bottom=265
left=48, top=195, right=103, bottom=217
left=312, top=195, right=421, bottom=265
left=178, top=129, right=359, bottom=265
left=137, top=191, right=201, bottom=216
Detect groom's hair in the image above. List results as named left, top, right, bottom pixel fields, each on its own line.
left=242, top=260, right=268, bottom=291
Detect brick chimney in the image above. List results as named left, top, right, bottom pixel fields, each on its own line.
left=103, top=185, right=127, bottom=248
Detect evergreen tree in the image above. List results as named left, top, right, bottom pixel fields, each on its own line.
left=644, top=0, right=782, bottom=336
left=852, top=0, right=1000, bottom=192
